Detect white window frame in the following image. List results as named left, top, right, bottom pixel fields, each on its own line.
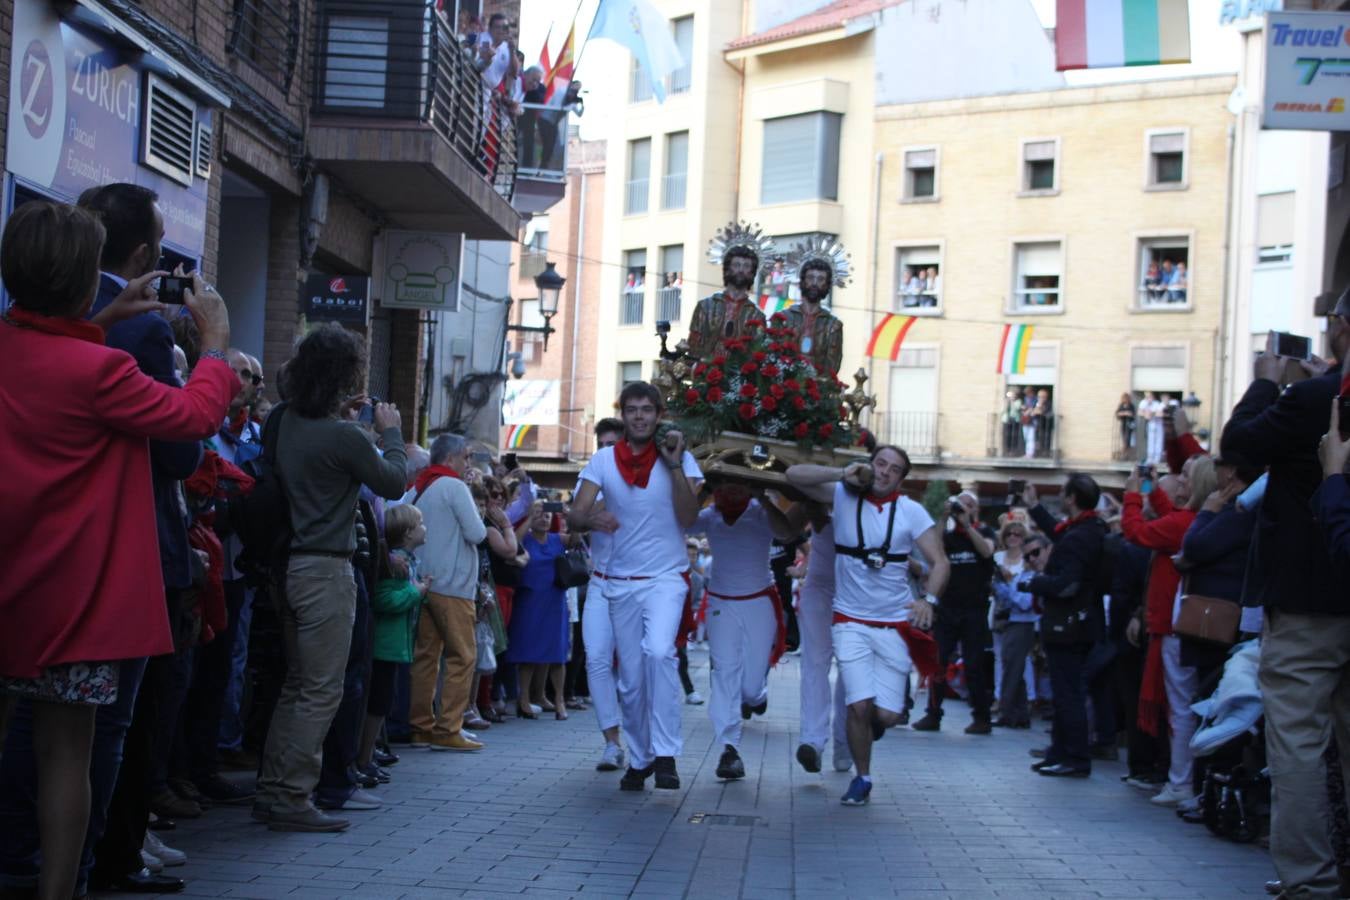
left=625, top=138, right=651, bottom=216
left=1018, top=136, right=1061, bottom=197
left=1133, top=231, right=1195, bottom=313
left=618, top=361, right=643, bottom=387
left=892, top=239, right=946, bottom=317
left=900, top=145, right=940, bottom=204
left=1143, top=127, right=1190, bottom=192
left=1008, top=237, right=1066, bottom=315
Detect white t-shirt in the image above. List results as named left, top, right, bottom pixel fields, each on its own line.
left=804, top=520, right=836, bottom=591
left=578, top=446, right=702, bottom=577
left=575, top=475, right=611, bottom=567
left=831, top=481, right=935, bottom=622
left=692, top=501, right=774, bottom=596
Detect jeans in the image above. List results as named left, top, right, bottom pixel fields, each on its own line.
left=218, top=584, right=254, bottom=751
left=386, top=663, right=412, bottom=740
left=0, top=657, right=148, bottom=891
left=317, top=574, right=371, bottom=803
left=998, top=621, right=1036, bottom=723
left=927, top=605, right=993, bottom=722
left=256, top=555, right=357, bottom=815
left=1045, top=641, right=1092, bottom=771
left=182, top=579, right=248, bottom=781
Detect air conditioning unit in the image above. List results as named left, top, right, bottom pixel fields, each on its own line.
left=195, top=121, right=213, bottom=180
left=141, top=73, right=196, bottom=187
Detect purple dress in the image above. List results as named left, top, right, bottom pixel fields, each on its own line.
left=502, top=532, right=570, bottom=664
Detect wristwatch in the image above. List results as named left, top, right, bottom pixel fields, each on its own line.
left=925, top=593, right=940, bottom=607
left=201, top=349, right=228, bottom=362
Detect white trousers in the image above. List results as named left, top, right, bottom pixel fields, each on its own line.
left=706, top=594, right=776, bottom=749
left=606, top=571, right=686, bottom=770
left=1147, top=421, right=1165, bottom=464
left=1022, top=424, right=1037, bottom=457
left=1163, top=634, right=1199, bottom=792
left=582, top=576, right=621, bottom=734
left=798, top=581, right=847, bottom=752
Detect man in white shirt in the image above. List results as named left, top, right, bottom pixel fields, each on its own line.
left=570, top=383, right=702, bottom=791
left=688, top=483, right=797, bottom=780
left=793, top=506, right=851, bottom=774
left=788, top=446, right=949, bottom=806
left=578, top=418, right=626, bottom=773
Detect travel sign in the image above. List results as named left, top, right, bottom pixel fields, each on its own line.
left=1264, top=11, right=1350, bottom=131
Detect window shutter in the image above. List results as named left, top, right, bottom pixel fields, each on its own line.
left=1023, top=140, right=1056, bottom=162
left=630, top=139, right=651, bottom=181
left=1149, top=132, right=1185, bottom=154
left=665, top=132, right=689, bottom=177
left=1016, top=242, right=1061, bottom=277
left=762, top=115, right=819, bottom=204
left=1257, top=191, right=1296, bottom=249
left=905, top=149, right=936, bottom=169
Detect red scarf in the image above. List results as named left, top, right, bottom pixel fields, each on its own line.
left=713, top=487, right=751, bottom=524
left=228, top=407, right=250, bottom=436
left=864, top=489, right=901, bottom=511
left=1054, top=509, right=1098, bottom=535
left=184, top=450, right=256, bottom=500
left=412, top=464, right=461, bottom=499
left=5, top=306, right=105, bottom=345
left=615, top=440, right=658, bottom=488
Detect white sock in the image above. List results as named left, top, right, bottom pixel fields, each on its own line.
left=859, top=775, right=872, bottom=785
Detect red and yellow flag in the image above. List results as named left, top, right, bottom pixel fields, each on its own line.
left=865, top=314, right=916, bottom=361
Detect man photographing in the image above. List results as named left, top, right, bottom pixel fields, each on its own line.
left=788, top=446, right=949, bottom=806
left=569, top=383, right=702, bottom=791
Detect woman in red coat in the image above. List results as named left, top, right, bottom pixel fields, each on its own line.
left=0, top=201, right=237, bottom=900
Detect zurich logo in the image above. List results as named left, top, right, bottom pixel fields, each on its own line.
left=19, top=39, right=54, bottom=140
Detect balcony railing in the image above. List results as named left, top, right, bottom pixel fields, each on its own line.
left=1112, top=414, right=1139, bottom=462
left=657, top=286, right=682, bottom=323
left=620, top=287, right=644, bottom=326
left=516, top=103, right=568, bottom=182
left=625, top=177, right=650, bottom=215
left=870, top=412, right=941, bottom=459
left=313, top=3, right=516, bottom=200
left=632, top=66, right=653, bottom=102
left=987, top=412, right=1062, bottom=461
left=661, top=172, right=687, bottom=210
left=669, top=64, right=691, bottom=95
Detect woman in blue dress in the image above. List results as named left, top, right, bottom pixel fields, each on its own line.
left=505, top=502, right=572, bottom=719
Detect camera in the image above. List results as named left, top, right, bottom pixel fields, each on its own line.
left=357, top=395, right=380, bottom=425
left=864, top=550, right=887, bottom=570
left=949, top=500, right=965, bottom=518
left=503, top=452, right=519, bottom=471
left=542, top=501, right=565, bottom=513
left=1137, top=462, right=1154, bottom=494
left=1008, top=479, right=1025, bottom=507
left=656, top=320, right=671, bottom=336
left=1272, top=331, right=1313, bottom=361
left=159, top=275, right=190, bottom=305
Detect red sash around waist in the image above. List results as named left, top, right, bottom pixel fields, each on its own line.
left=832, top=611, right=939, bottom=679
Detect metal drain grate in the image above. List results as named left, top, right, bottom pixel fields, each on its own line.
left=688, top=813, right=764, bottom=827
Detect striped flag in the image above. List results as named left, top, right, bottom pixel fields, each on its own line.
left=996, top=324, right=1036, bottom=375
left=545, top=25, right=575, bottom=106
left=865, top=314, right=917, bottom=362
left=1055, top=0, right=1191, bottom=71
left=757, top=292, right=794, bottom=316
left=504, top=424, right=533, bottom=449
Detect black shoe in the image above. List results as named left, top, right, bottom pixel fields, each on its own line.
left=1030, top=760, right=1054, bottom=772
left=795, top=743, right=821, bottom=773
left=91, top=868, right=185, bottom=894
left=619, top=765, right=653, bottom=792
left=373, top=747, right=400, bottom=767
left=192, top=773, right=255, bottom=805
left=351, top=765, right=379, bottom=789
left=751, top=698, right=767, bottom=717
left=653, top=756, right=680, bottom=790
left=910, top=712, right=941, bottom=732
left=965, top=719, right=992, bottom=735
left=716, top=745, right=745, bottom=780
left=1037, top=763, right=1090, bottom=778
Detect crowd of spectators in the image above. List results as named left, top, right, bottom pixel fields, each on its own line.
left=899, top=265, right=942, bottom=308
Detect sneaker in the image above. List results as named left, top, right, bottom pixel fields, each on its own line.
left=910, top=712, right=941, bottom=732
left=1150, top=784, right=1195, bottom=807
left=267, top=807, right=350, bottom=833
left=143, top=831, right=186, bottom=868
left=140, top=849, right=163, bottom=873
left=832, top=743, right=853, bottom=773
left=653, top=756, right=680, bottom=790
left=686, top=691, right=705, bottom=706
left=964, top=719, right=992, bottom=736
left=430, top=733, right=483, bottom=752
left=619, top=765, right=653, bottom=791
left=315, top=788, right=381, bottom=812
left=193, top=773, right=256, bottom=805
left=597, top=742, right=626, bottom=772
left=796, top=743, right=822, bottom=774
left=716, top=745, right=745, bottom=780
left=1176, top=794, right=1202, bottom=814
left=840, top=776, right=872, bottom=806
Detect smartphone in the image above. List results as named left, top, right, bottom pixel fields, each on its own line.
left=1137, top=462, right=1154, bottom=495
left=1272, top=331, right=1313, bottom=361
left=542, top=501, right=565, bottom=513
left=503, top=452, right=519, bottom=471
left=1340, top=395, right=1350, bottom=440
left=1007, top=479, right=1025, bottom=507
left=159, top=275, right=190, bottom=305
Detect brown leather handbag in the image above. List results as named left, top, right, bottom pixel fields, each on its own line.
left=1173, top=589, right=1241, bottom=646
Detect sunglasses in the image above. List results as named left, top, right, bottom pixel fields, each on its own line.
left=1026, top=548, right=1043, bottom=559
left=235, top=369, right=263, bottom=386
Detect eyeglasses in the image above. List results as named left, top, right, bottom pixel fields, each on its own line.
left=235, top=369, right=262, bottom=386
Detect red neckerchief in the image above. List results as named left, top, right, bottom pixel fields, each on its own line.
left=614, top=439, right=658, bottom=488
left=5, top=306, right=105, bottom=345
left=864, top=489, right=901, bottom=511
left=1054, top=509, right=1098, bottom=535
left=228, top=408, right=250, bottom=436
left=413, top=464, right=461, bottom=499
left=185, top=449, right=256, bottom=500
left=714, top=488, right=751, bottom=524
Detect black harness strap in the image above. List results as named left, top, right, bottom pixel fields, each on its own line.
left=835, top=492, right=908, bottom=563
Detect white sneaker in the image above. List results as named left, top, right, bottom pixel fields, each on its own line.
left=1176, top=794, right=1202, bottom=814
left=140, top=849, right=163, bottom=873
left=528, top=703, right=543, bottom=715
left=832, top=742, right=853, bottom=773
left=596, top=742, right=626, bottom=772
left=1150, top=784, right=1194, bottom=807
left=144, top=830, right=186, bottom=867
left=685, top=691, right=704, bottom=705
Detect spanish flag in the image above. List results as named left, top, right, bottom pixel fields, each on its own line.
left=996, top=324, right=1035, bottom=375
left=865, top=314, right=916, bottom=362
left=1055, top=0, right=1191, bottom=71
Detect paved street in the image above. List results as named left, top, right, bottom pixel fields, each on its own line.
left=128, top=647, right=1274, bottom=900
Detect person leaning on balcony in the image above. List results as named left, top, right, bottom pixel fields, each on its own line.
left=1033, top=389, right=1054, bottom=456
left=1116, top=393, right=1136, bottom=456
left=1222, top=302, right=1348, bottom=900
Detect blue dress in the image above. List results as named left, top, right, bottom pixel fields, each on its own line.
left=503, top=533, right=570, bottom=664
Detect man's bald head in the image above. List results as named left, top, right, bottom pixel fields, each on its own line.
left=227, top=348, right=255, bottom=410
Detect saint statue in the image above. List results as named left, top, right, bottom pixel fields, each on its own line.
left=782, top=236, right=850, bottom=377
left=686, top=221, right=776, bottom=361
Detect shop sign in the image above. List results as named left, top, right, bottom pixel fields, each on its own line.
left=378, top=230, right=463, bottom=310
left=304, top=273, right=369, bottom=325
left=501, top=379, right=561, bottom=426
left=1221, top=0, right=1281, bottom=27
left=1264, top=11, right=1350, bottom=131
left=6, top=0, right=209, bottom=255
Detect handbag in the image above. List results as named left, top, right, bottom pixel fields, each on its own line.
left=474, top=620, right=497, bottom=673
left=553, top=548, right=591, bottom=589
left=1173, top=588, right=1241, bottom=646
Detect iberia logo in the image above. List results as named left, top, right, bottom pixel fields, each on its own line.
left=329, top=277, right=348, bottom=293
left=1331, top=98, right=1347, bottom=113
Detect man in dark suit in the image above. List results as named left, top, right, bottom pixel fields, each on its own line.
left=1021, top=475, right=1107, bottom=779
left=1222, top=291, right=1350, bottom=900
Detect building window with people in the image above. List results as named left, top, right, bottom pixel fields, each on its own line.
left=621, top=250, right=646, bottom=325
left=658, top=245, right=684, bottom=322
left=1011, top=240, right=1062, bottom=311
left=895, top=244, right=943, bottom=313
left=1137, top=237, right=1191, bottom=309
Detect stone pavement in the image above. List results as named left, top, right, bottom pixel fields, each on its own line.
left=123, top=647, right=1275, bottom=900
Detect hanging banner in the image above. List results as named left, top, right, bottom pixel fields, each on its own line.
left=502, top=379, right=561, bottom=425
left=1263, top=11, right=1350, bottom=131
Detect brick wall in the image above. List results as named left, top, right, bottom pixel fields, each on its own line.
left=262, top=194, right=302, bottom=379
left=387, top=309, right=424, bottom=443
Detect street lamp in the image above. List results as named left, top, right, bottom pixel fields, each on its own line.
left=507, top=260, right=565, bottom=352
left=1182, top=392, right=1210, bottom=442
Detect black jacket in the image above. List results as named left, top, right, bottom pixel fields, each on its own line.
left=1108, top=536, right=1151, bottom=644
left=1221, top=372, right=1340, bottom=615
left=1026, top=505, right=1106, bottom=645
left=1180, top=502, right=1255, bottom=604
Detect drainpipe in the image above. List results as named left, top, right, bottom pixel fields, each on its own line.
left=567, top=164, right=588, bottom=460
left=867, top=151, right=884, bottom=395
left=1215, top=119, right=1237, bottom=443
